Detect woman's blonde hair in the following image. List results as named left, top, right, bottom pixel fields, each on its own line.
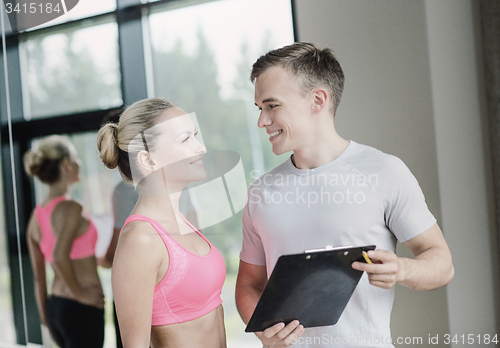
left=23, top=135, right=74, bottom=184
left=97, top=98, right=174, bottom=182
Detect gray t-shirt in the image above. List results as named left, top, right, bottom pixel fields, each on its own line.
left=241, top=141, right=436, bottom=347
left=113, top=181, right=139, bottom=229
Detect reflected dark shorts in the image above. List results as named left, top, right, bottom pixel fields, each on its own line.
left=47, top=295, right=104, bottom=348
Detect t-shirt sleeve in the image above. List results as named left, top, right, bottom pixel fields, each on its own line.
left=384, top=157, right=437, bottom=242
left=240, top=197, right=266, bottom=266
left=112, top=183, right=139, bottom=229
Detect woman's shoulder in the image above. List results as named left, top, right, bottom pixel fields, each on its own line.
left=116, top=219, right=166, bottom=265
left=52, top=199, right=83, bottom=218
left=120, top=219, right=162, bottom=248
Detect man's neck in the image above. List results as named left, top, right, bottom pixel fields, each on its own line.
left=291, top=130, right=349, bottom=170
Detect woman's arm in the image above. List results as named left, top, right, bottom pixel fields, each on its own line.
left=51, top=200, right=103, bottom=307
left=26, top=213, right=48, bottom=326
left=112, top=222, right=165, bottom=348
left=98, top=226, right=120, bottom=268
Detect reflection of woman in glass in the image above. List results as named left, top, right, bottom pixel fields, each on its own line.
left=24, top=135, right=104, bottom=348
left=97, top=98, right=226, bottom=348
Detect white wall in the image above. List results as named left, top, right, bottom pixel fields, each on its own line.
left=425, top=0, right=498, bottom=343
left=294, top=0, right=498, bottom=346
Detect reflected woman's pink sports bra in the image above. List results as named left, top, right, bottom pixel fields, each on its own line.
left=121, top=214, right=226, bottom=326
left=34, top=196, right=97, bottom=263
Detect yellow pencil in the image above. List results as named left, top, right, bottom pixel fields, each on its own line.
left=362, top=251, right=373, bottom=264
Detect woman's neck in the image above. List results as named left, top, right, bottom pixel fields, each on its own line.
left=133, top=193, right=185, bottom=235
left=47, top=181, right=70, bottom=200
left=134, top=193, right=180, bottom=216
left=133, top=170, right=189, bottom=235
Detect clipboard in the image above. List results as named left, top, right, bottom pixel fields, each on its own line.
left=245, top=245, right=376, bottom=332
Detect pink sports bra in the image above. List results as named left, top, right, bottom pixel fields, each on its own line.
left=121, top=214, right=226, bottom=326
left=34, top=196, right=97, bottom=263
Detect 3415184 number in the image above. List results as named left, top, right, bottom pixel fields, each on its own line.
left=443, top=334, right=498, bottom=345
left=5, top=2, right=62, bottom=14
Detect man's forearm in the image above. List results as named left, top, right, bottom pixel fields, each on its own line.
left=397, top=246, right=454, bottom=291
left=235, top=283, right=265, bottom=324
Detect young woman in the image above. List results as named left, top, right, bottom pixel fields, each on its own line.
left=24, top=135, right=104, bottom=348
left=97, top=98, right=226, bottom=348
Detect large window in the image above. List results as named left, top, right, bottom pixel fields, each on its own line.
left=0, top=0, right=294, bottom=346
left=22, top=20, right=122, bottom=119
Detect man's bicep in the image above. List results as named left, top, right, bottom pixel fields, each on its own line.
left=241, top=202, right=267, bottom=266
left=402, top=222, right=450, bottom=258
left=383, top=157, right=437, bottom=242
left=237, top=260, right=267, bottom=290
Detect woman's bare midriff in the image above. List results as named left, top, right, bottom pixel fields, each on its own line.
left=51, top=256, right=103, bottom=309
left=150, top=305, right=226, bottom=348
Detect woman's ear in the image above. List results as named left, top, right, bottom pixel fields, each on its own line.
left=60, top=157, right=71, bottom=174
left=137, top=150, right=156, bottom=172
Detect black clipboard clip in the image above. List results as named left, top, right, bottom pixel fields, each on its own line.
left=304, top=245, right=353, bottom=253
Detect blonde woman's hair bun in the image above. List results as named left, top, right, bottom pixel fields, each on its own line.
left=23, top=149, right=44, bottom=177
left=97, top=122, right=120, bottom=170
left=23, top=135, right=73, bottom=184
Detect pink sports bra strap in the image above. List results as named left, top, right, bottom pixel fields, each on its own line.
left=180, top=214, right=209, bottom=242
left=121, top=214, right=179, bottom=253
left=122, top=214, right=211, bottom=247
left=122, top=214, right=156, bottom=227
left=37, top=195, right=67, bottom=212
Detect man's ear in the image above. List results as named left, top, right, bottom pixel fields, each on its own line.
left=137, top=150, right=156, bottom=172
left=311, top=88, right=328, bottom=114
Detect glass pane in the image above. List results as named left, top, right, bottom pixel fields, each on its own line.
left=149, top=0, right=294, bottom=175
left=30, top=0, right=117, bottom=31
left=148, top=0, right=294, bottom=346
left=22, top=20, right=122, bottom=119
left=32, top=131, right=121, bottom=348
left=0, top=182, right=15, bottom=345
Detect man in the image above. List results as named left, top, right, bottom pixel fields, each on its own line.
left=235, top=42, right=454, bottom=348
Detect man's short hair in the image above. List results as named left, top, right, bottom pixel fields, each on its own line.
left=250, top=42, right=345, bottom=115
